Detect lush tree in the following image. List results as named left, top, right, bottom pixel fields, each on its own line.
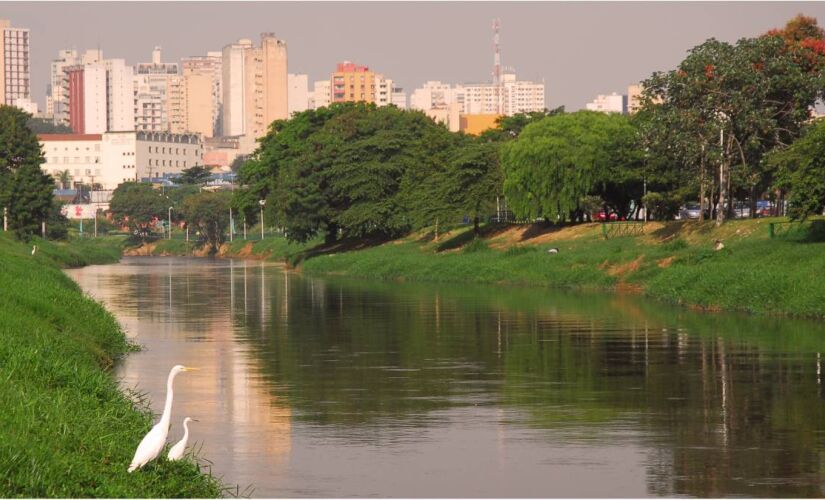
left=181, top=191, right=231, bottom=253
left=641, top=17, right=825, bottom=224
left=479, top=107, right=565, bottom=142
left=437, top=139, right=502, bottom=234
left=176, top=165, right=212, bottom=185
left=109, top=182, right=167, bottom=238
left=768, top=119, right=825, bottom=219
left=0, top=106, right=53, bottom=239
left=501, top=111, right=642, bottom=222
left=239, top=103, right=458, bottom=243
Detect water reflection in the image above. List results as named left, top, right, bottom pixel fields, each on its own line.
left=67, top=257, right=825, bottom=497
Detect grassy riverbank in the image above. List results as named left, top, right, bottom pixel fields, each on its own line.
left=298, top=218, right=825, bottom=318
left=0, top=233, right=222, bottom=497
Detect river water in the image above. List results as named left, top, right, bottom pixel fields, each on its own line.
left=66, top=256, right=825, bottom=497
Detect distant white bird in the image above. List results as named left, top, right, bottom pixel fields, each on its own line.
left=128, top=365, right=198, bottom=472
left=547, top=247, right=559, bottom=254
left=167, top=417, right=195, bottom=461
left=31, top=245, right=37, bottom=256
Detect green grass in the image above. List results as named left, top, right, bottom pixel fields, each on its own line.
left=30, top=235, right=125, bottom=268
left=300, top=219, right=825, bottom=318
left=0, top=233, right=223, bottom=497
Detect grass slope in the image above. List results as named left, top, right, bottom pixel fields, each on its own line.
left=0, top=233, right=222, bottom=497
left=299, top=218, right=825, bottom=318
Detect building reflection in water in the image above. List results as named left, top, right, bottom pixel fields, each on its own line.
left=66, top=257, right=825, bottom=497
left=67, top=258, right=292, bottom=491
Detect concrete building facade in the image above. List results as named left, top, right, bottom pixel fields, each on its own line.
left=133, top=47, right=179, bottom=132
left=181, top=52, right=223, bottom=136
left=0, top=19, right=31, bottom=106
left=287, top=73, right=309, bottom=116
left=65, top=57, right=134, bottom=134
left=411, top=74, right=545, bottom=118
left=39, top=131, right=203, bottom=190
left=311, top=80, right=331, bottom=109
left=585, top=92, right=626, bottom=113
left=221, top=34, right=288, bottom=138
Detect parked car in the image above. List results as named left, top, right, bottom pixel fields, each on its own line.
left=592, top=210, right=618, bottom=221
left=756, top=200, right=773, bottom=217
left=732, top=202, right=751, bottom=219
left=679, top=203, right=703, bottom=220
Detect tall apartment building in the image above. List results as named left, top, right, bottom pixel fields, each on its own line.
left=626, top=84, right=643, bottom=115
left=48, top=49, right=102, bottom=126
left=0, top=19, right=31, bottom=106
left=287, top=73, right=309, bottom=116
left=311, top=80, right=331, bottom=109
left=134, top=47, right=179, bottom=132
left=178, top=52, right=222, bottom=136
left=64, top=57, right=134, bottom=134
left=391, top=87, right=407, bottom=109
left=585, top=92, right=626, bottom=114
left=221, top=34, right=288, bottom=138
left=330, top=61, right=400, bottom=111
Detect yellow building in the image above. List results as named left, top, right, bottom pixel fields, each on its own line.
left=332, top=61, right=376, bottom=103
left=459, top=114, right=502, bottom=136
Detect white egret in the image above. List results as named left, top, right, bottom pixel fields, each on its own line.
left=128, top=365, right=198, bottom=472
left=167, top=417, right=195, bottom=461
left=31, top=245, right=37, bottom=256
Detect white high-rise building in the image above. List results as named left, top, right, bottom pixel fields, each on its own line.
left=287, top=73, right=309, bottom=116
left=0, top=19, right=30, bottom=107
left=410, top=81, right=454, bottom=111
left=391, top=87, right=407, bottom=109
left=585, top=92, right=626, bottom=114
left=104, top=59, right=135, bottom=131
left=221, top=39, right=252, bottom=136
left=133, top=47, right=179, bottom=132
left=63, top=52, right=135, bottom=134
left=312, top=80, right=331, bottom=109
left=49, top=49, right=107, bottom=126
left=411, top=73, right=545, bottom=117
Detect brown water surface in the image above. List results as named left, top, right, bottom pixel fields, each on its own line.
left=66, top=256, right=825, bottom=497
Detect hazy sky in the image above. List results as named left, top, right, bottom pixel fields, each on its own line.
left=5, top=2, right=825, bottom=111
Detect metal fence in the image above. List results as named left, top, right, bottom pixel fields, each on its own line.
left=601, top=221, right=646, bottom=239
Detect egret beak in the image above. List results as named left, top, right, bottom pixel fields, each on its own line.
left=182, top=367, right=200, bottom=372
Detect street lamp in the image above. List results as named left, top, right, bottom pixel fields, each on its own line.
left=259, top=199, right=266, bottom=240
left=168, top=206, right=173, bottom=240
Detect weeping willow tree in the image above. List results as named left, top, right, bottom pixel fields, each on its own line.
left=500, top=111, right=642, bottom=222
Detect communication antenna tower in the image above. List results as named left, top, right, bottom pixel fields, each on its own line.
left=492, top=18, right=502, bottom=114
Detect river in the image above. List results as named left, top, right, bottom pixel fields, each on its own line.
left=66, top=256, right=825, bottom=497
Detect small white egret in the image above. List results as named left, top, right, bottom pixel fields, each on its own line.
left=167, top=417, right=196, bottom=461
left=128, top=365, right=198, bottom=472
left=31, top=245, right=37, bottom=256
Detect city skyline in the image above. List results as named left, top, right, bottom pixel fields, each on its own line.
left=5, top=1, right=825, bottom=112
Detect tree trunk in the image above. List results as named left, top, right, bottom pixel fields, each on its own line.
left=699, top=148, right=706, bottom=222
left=325, top=223, right=338, bottom=245
left=473, top=215, right=480, bottom=235
left=716, top=159, right=727, bottom=226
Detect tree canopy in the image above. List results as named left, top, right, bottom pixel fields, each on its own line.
left=109, top=182, right=168, bottom=238
left=501, top=111, right=642, bottom=222
left=0, top=106, right=53, bottom=239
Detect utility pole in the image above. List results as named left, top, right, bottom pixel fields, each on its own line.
left=259, top=200, right=266, bottom=240
left=229, top=207, right=234, bottom=242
